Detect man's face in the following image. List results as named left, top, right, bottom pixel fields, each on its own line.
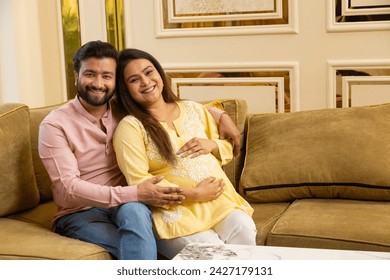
left=75, top=57, right=116, bottom=106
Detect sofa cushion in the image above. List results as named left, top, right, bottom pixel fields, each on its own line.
left=0, top=218, right=112, bottom=259
left=0, top=104, right=40, bottom=216
left=266, top=199, right=390, bottom=252
left=7, top=200, right=56, bottom=230
left=250, top=202, right=290, bottom=245
left=240, top=103, right=390, bottom=202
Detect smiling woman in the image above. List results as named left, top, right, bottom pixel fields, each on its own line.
left=123, top=59, right=167, bottom=110
left=113, top=48, right=256, bottom=259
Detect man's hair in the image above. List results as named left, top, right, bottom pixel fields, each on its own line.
left=73, top=40, right=118, bottom=73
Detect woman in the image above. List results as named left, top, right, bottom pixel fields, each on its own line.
left=113, top=48, right=256, bottom=259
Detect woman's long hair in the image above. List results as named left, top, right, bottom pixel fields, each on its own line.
left=116, top=48, right=179, bottom=165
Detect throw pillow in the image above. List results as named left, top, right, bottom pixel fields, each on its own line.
left=240, top=103, right=390, bottom=202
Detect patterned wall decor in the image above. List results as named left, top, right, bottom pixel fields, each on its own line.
left=327, top=60, right=390, bottom=108
left=154, top=0, right=298, bottom=37
left=326, top=0, right=390, bottom=31
left=165, top=62, right=299, bottom=113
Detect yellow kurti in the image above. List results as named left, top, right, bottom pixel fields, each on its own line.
left=114, top=100, right=253, bottom=239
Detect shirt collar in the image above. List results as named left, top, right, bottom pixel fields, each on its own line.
left=72, top=96, right=112, bottom=124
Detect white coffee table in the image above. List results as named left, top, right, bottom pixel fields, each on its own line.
left=173, top=243, right=390, bottom=260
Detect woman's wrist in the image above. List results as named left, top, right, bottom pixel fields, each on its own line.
left=207, top=106, right=226, bottom=125
left=182, top=188, right=199, bottom=202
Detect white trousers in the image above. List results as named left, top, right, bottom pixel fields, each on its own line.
left=157, top=210, right=257, bottom=259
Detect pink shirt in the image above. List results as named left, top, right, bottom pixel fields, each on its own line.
left=38, top=97, right=137, bottom=222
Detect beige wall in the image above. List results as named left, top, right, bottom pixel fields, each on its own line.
left=0, top=0, right=65, bottom=107
left=1, top=0, right=389, bottom=111
left=127, top=0, right=390, bottom=112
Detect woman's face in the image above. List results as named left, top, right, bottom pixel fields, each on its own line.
left=123, top=58, right=164, bottom=107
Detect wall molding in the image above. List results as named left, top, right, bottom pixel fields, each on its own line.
left=326, top=0, right=390, bottom=32
left=154, top=0, right=299, bottom=38
left=172, top=77, right=285, bottom=113
left=163, top=62, right=300, bottom=112
left=326, top=59, right=390, bottom=108
left=167, top=0, right=283, bottom=23
left=341, top=76, right=390, bottom=107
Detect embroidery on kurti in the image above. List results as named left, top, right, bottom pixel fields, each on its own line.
left=168, top=101, right=216, bottom=182
left=171, top=155, right=216, bottom=183
left=127, top=117, right=169, bottom=164
left=162, top=209, right=183, bottom=223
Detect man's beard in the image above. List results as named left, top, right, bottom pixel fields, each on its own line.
left=77, top=83, right=114, bottom=106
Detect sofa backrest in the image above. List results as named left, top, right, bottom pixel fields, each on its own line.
left=217, top=99, right=248, bottom=189
left=28, top=99, right=249, bottom=196
left=0, top=103, right=40, bottom=217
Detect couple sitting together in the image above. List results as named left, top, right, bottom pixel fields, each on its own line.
left=39, top=40, right=256, bottom=260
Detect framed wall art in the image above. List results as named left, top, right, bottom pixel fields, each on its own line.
left=154, top=0, right=298, bottom=37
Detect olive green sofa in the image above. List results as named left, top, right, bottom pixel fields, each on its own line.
left=230, top=100, right=390, bottom=252
left=1, top=99, right=389, bottom=259
left=0, top=103, right=111, bottom=259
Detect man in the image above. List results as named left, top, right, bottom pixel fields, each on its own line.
left=38, top=40, right=241, bottom=260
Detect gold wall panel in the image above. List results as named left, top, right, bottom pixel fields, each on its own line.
left=106, top=0, right=125, bottom=50
left=61, top=0, right=81, bottom=100
left=61, top=0, right=124, bottom=99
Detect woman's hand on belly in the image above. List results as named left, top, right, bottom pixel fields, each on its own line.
left=176, top=137, right=217, bottom=158
left=182, top=176, right=224, bottom=203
